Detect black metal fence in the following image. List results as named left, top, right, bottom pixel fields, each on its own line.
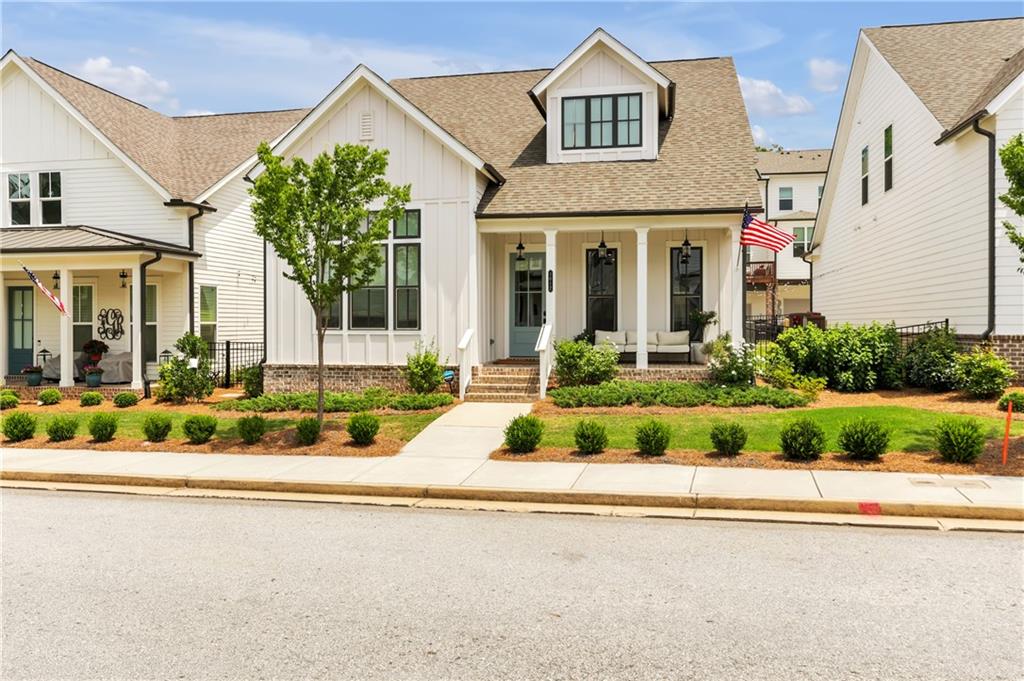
left=205, top=340, right=264, bottom=388
left=894, top=319, right=950, bottom=353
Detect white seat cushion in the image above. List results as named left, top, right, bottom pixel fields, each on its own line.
left=656, top=344, right=690, bottom=354
left=657, top=330, right=690, bottom=346
left=595, top=329, right=626, bottom=347
left=623, top=343, right=657, bottom=353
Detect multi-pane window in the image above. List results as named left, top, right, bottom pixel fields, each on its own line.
left=884, top=125, right=893, bottom=192
left=72, top=284, right=93, bottom=350
left=561, top=94, right=642, bottom=150
left=670, top=246, right=703, bottom=334
left=861, top=146, right=869, bottom=205
left=778, top=187, right=793, bottom=211
left=349, top=245, right=387, bottom=329
left=792, top=227, right=811, bottom=258
left=130, top=283, right=158, bottom=362
left=200, top=285, right=217, bottom=343
left=394, top=209, right=420, bottom=239
left=40, top=172, right=61, bottom=224
left=394, top=244, right=420, bottom=329
left=586, top=248, right=617, bottom=333
left=8, top=173, right=30, bottom=225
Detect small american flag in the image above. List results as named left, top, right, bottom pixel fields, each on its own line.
left=740, top=205, right=796, bottom=253
left=22, top=265, right=67, bottom=315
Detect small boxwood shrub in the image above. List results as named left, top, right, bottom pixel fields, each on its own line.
left=553, top=339, right=619, bottom=386
left=88, top=413, right=118, bottom=442
left=903, top=328, right=960, bottom=392
left=295, top=417, right=321, bottom=446
left=837, top=418, right=890, bottom=461
left=0, top=388, right=15, bottom=398
left=503, top=414, right=544, bottom=453
left=346, top=412, right=380, bottom=445
left=113, top=392, right=139, bottom=408
left=573, top=419, right=608, bottom=455
left=37, top=388, right=61, bottom=405
left=237, top=415, right=267, bottom=444
left=46, top=415, right=79, bottom=442
left=0, top=392, right=19, bottom=410
left=955, top=347, right=1016, bottom=398
left=779, top=418, right=826, bottom=461
left=182, top=415, right=218, bottom=444
left=142, top=414, right=173, bottom=443
left=997, top=391, right=1024, bottom=413
left=404, top=340, right=445, bottom=394
left=79, top=391, right=103, bottom=407
left=238, top=364, right=264, bottom=399
left=709, top=422, right=747, bottom=456
left=934, top=417, right=986, bottom=464
left=2, top=411, right=37, bottom=442
left=635, top=419, right=671, bottom=457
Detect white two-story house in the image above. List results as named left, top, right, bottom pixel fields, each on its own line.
left=810, top=17, right=1023, bottom=376
left=0, top=50, right=306, bottom=390
left=255, top=29, right=765, bottom=399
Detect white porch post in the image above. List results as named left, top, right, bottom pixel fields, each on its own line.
left=59, top=268, right=74, bottom=387
left=729, top=225, right=745, bottom=347
left=635, top=227, right=649, bottom=369
left=0, top=269, right=7, bottom=383
left=544, top=229, right=557, bottom=334
left=131, top=263, right=143, bottom=389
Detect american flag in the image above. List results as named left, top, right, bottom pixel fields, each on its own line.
left=740, top=205, right=796, bottom=253
left=22, top=265, right=67, bottom=315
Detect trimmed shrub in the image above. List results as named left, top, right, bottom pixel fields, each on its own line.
left=837, top=418, right=890, bottom=461
left=903, top=328, right=960, bottom=391
left=573, top=419, right=608, bottom=455
left=388, top=393, right=454, bottom=411
left=295, top=417, right=321, bottom=446
left=214, top=389, right=451, bottom=414
left=548, top=381, right=809, bottom=409
left=37, top=388, right=62, bottom=405
left=346, top=412, right=380, bottom=445
left=142, top=414, right=173, bottom=443
left=793, top=376, right=827, bottom=400
left=635, top=419, right=671, bottom=457
left=775, top=322, right=902, bottom=392
left=0, top=388, right=16, bottom=398
left=0, top=392, right=19, bottom=410
left=182, top=415, right=218, bottom=444
left=955, top=347, right=1016, bottom=398
left=156, top=333, right=215, bottom=403
left=553, top=339, right=619, bottom=387
left=88, top=413, right=118, bottom=442
left=757, top=342, right=797, bottom=389
left=238, top=364, right=264, bottom=399
left=2, top=411, right=37, bottom=442
left=779, top=418, right=826, bottom=461
left=404, top=340, right=445, bottom=394
left=46, top=415, right=79, bottom=442
left=237, top=415, right=267, bottom=444
left=504, top=414, right=544, bottom=454
left=709, top=422, right=747, bottom=456
left=934, top=417, right=986, bottom=464
left=706, top=334, right=756, bottom=386
left=997, top=391, right=1024, bottom=413
left=79, top=391, right=103, bottom=407
left=113, top=392, right=139, bottom=408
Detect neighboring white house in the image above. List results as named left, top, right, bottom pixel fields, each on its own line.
left=749, top=149, right=829, bottom=316
left=256, top=29, right=765, bottom=397
left=810, top=18, right=1023, bottom=373
left=0, top=50, right=306, bottom=389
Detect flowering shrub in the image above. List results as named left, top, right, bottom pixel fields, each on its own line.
left=705, top=334, right=755, bottom=386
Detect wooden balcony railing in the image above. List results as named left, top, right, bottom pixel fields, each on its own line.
left=745, top=260, right=776, bottom=285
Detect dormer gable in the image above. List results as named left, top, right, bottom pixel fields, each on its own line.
left=529, top=29, right=674, bottom=164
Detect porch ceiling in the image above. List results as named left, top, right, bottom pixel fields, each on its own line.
left=0, top=225, right=199, bottom=259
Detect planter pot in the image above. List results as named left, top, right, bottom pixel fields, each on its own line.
left=85, top=373, right=102, bottom=388
left=25, top=372, right=42, bottom=387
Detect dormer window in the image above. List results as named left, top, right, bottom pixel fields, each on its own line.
left=561, top=94, right=642, bottom=150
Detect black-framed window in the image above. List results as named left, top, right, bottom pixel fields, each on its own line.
left=778, top=186, right=793, bottom=211
left=670, top=246, right=703, bottom=334
left=585, top=248, right=617, bottom=332
left=792, top=227, right=811, bottom=258
left=40, top=171, right=61, bottom=225
left=562, top=93, right=642, bottom=150
left=349, top=245, right=387, bottom=329
left=394, top=243, right=420, bottom=329
left=860, top=146, right=869, bottom=205
left=8, top=173, right=30, bottom=225
left=883, top=125, right=893, bottom=192
left=395, top=209, right=420, bottom=238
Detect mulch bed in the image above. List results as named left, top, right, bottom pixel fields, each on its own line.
left=492, top=436, right=1024, bottom=477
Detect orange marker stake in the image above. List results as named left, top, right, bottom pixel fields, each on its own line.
left=1002, top=401, right=1013, bottom=466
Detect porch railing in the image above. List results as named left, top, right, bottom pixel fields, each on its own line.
left=535, top=324, right=553, bottom=399
left=204, top=340, right=264, bottom=388
left=457, top=328, right=475, bottom=400
left=745, top=260, right=776, bottom=286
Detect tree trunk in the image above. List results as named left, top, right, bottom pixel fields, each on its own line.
left=316, top=318, right=326, bottom=424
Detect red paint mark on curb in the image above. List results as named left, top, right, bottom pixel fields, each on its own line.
left=858, top=502, right=882, bottom=516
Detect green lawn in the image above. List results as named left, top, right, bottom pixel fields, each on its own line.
left=538, top=406, right=1023, bottom=453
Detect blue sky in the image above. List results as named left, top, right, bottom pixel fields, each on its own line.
left=2, top=2, right=1018, bottom=149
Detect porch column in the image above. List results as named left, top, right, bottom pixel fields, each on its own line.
left=635, top=227, right=649, bottom=369
left=0, top=269, right=6, bottom=383
left=131, top=262, right=143, bottom=389
left=59, top=268, right=74, bottom=387
left=729, top=225, right=745, bottom=347
left=544, top=229, right=557, bottom=335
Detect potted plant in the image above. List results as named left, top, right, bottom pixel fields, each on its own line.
left=689, top=309, right=718, bottom=342
left=21, top=365, right=43, bottom=387
left=83, top=365, right=104, bottom=388
left=82, top=339, right=110, bottom=362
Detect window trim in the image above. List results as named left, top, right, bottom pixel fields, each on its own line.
left=393, top=242, right=421, bottom=330
left=199, top=285, right=218, bottom=343
left=561, top=93, right=643, bottom=150
left=667, top=244, right=705, bottom=335
left=8, top=172, right=31, bottom=226
left=883, top=125, right=893, bottom=192
left=348, top=244, right=388, bottom=330
left=128, top=282, right=159, bottom=363
left=778, top=186, right=794, bottom=212
left=39, top=171, right=62, bottom=225
left=792, top=226, right=812, bottom=258
left=394, top=209, right=421, bottom=239
left=860, top=145, right=869, bottom=205
left=71, top=283, right=95, bottom=350
left=584, top=246, right=619, bottom=333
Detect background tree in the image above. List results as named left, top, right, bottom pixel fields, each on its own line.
left=250, top=142, right=411, bottom=422
left=998, top=132, right=1024, bottom=272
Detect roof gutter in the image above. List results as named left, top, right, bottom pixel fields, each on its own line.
left=970, top=118, right=997, bottom=340
left=934, top=110, right=987, bottom=146
left=528, top=90, right=546, bottom=119
left=139, top=250, right=163, bottom=399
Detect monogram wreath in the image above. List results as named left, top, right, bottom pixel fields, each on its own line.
left=97, top=308, right=125, bottom=341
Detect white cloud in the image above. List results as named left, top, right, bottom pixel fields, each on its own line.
left=78, top=56, right=178, bottom=109
left=739, top=76, right=814, bottom=116
left=183, top=109, right=216, bottom=117
left=808, top=58, right=845, bottom=93
left=751, top=124, right=771, bottom=146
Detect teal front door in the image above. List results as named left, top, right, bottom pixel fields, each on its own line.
left=508, top=252, right=545, bottom=357
left=8, top=286, right=34, bottom=373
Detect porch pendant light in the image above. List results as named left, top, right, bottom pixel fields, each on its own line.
left=52, top=271, right=60, bottom=290
left=597, top=232, right=608, bottom=261
left=680, top=232, right=692, bottom=265
left=515, top=234, right=525, bottom=261
left=119, top=269, right=128, bottom=288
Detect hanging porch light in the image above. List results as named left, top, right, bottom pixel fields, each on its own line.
left=679, top=231, right=692, bottom=265
left=119, top=269, right=129, bottom=288
left=52, top=271, right=60, bottom=290
left=515, top=233, right=525, bottom=261
left=597, top=231, right=608, bottom=261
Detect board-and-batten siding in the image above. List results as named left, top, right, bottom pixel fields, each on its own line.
left=813, top=46, right=990, bottom=334
left=266, top=82, right=477, bottom=366
left=195, top=175, right=264, bottom=341
left=994, top=87, right=1024, bottom=335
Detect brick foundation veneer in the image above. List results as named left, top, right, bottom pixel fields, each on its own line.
left=955, top=335, right=1024, bottom=385
left=264, top=364, right=458, bottom=394
left=2, top=381, right=144, bottom=401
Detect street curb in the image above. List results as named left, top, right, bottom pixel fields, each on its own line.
left=4, top=469, right=1022, bottom=521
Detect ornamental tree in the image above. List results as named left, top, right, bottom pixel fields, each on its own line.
left=249, top=142, right=411, bottom=422
left=998, top=133, right=1024, bottom=272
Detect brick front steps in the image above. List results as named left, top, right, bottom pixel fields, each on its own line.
left=466, top=366, right=540, bottom=402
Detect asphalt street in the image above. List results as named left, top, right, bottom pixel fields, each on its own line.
left=2, top=489, right=1021, bottom=680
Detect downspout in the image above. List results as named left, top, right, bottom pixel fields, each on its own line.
left=971, top=119, right=996, bottom=340
left=139, top=251, right=163, bottom=399
left=186, top=206, right=213, bottom=334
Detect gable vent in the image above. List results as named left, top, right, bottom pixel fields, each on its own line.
left=359, top=111, right=374, bottom=141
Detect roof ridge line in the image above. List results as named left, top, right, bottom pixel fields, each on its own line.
left=172, top=107, right=311, bottom=120
left=873, top=15, right=1023, bottom=30
left=24, top=56, right=160, bottom=113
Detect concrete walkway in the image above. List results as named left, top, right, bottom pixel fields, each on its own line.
left=398, top=403, right=533, bottom=460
